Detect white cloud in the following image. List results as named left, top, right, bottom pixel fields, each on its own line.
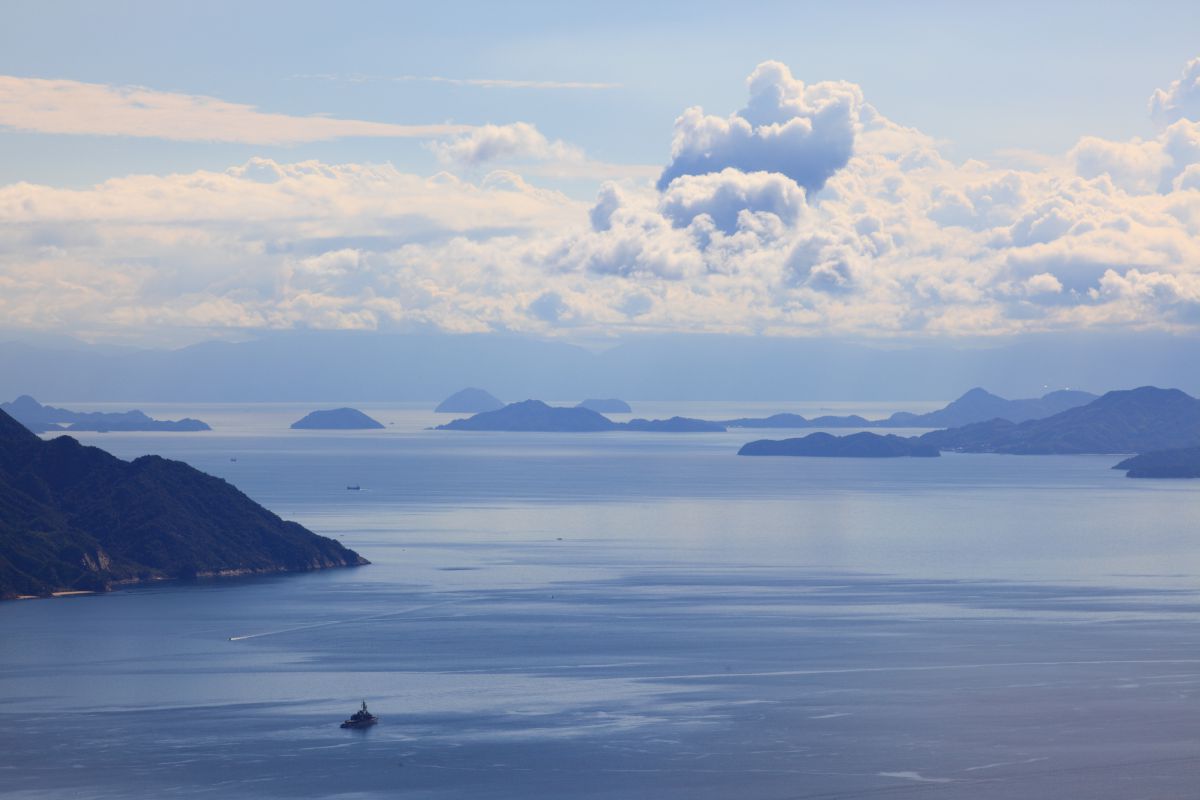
left=1069, top=120, right=1200, bottom=194
left=429, top=122, right=582, bottom=166
left=1150, top=56, right=1200, bottom=126
left=657, top=61, right=865, bottom=193
left=429, top=122, right=657, bottom=181
left=659, top=169, right=806, bottom=232
left=7, top=58, right=1200, bottom=342
left=0, top=76, right=470, bottom=143
left=1024, top=273, right=1064, bottom=296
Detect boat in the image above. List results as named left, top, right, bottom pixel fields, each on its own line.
left=340, top=700, right=378, bottom=729
left=346, top=484, right=361, bottom=491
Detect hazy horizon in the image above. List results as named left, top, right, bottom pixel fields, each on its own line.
left=2, top=326, right=1198, bottom=403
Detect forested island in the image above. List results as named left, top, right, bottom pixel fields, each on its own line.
left=738, top=432, right=940, bottom=458
left=0, top=409, right=366, bottom=599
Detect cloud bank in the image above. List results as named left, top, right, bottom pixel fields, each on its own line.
left=0, top=76, right=471, bottom=143
left=4, top=59, right=1200, bottom=342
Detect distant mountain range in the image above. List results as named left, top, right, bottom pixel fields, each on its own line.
left=290, top=408, right=385, bottom=430
left=722, top=388, right=1097, bottom=429
left=2, top=330, right=1195, bottom=403
left=0, top=408, right=365, bottom=599
left=919, top=387, right=1200, bottom=454
left=739, top=432, right=940, bottom=458
left=1, top=395, right=210, bottom=434
left=740, top=387, right=1200, bottom=459
left=435, top=400, right=726, bottom=433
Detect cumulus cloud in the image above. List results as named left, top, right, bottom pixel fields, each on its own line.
left=429, top=123, right=658, bottom=181
left=8, top=58, right=1200, bottom=341
left=657, top=61, right=864, bottom=193
left=430, top=122, right=582, bottom=166
left=1069, top=120, right=1200, bottom=194
left=659, top=169, right=806, bottom=232
left=0, top=76, right=470, bottom=143
left=1150, top=57, right=1200, bottom=126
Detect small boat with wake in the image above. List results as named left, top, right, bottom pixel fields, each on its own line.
left=340, top=700, right=378, bottom=729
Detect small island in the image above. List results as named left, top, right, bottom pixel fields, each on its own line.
left=722, top=412, right=870, bottom=429
left=623, top=416, right=725, bottom=432
left=738, top=432, right=940, bottom=458
left=435, top=388, right=504, bottom=413
left=577, top=398, right=633, bottom=414
left=1113, top=447, right=1200, bottom=478
left=290, top=408, right=385, bottom=430
left=1, top=395, right=211, bottom=433
left=0, top=407, right=366, bottom=599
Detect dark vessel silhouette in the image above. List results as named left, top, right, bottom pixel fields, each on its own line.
left=340, top=701, right=378, bottom=729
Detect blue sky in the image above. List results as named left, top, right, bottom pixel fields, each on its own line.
left=5, top=0, right=1199, bottom=185
left=2, top=1, right=1200, bottom=346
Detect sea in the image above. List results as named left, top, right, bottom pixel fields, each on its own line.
left=1, top=401, right=1199, bottom=799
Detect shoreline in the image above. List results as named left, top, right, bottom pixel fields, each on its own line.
left=2, top=559, right=369, bottom=602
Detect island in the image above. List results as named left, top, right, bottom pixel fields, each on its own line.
left=1113, top=447, right=1200, bottom=478
left=436, top=400, right=725, bottom=433
left=623, top=416, right=725, bottom=432
left=883, top=388, right=1097, bottom=428
left=722, top=412, right=870, bottom=429
left=0, top=407, right=366, bottom=599
left=290, top=408, right=385, bottom=430
left=919, top=386, right=1200, bottom=454
left=1, top=395, right=211, bottom=433
left=435, top=388, right=505, bottom=413
left=437, top=400, right=617, bottom=431
left=720, top=388, right=1097, bottom=430
left=577, top=398, right=633, bottom=414
left=738, top=432, right=940, bottom=458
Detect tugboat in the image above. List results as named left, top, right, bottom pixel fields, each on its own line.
left=340, top=700, right=378, bottom=729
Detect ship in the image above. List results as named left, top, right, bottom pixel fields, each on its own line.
left=340, top=700, right=378, bottom=729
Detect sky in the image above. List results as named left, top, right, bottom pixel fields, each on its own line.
left=3, top=0, right=1200, bottom=348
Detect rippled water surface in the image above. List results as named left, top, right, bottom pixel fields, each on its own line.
left=2, top=402, right=1199, bottom=799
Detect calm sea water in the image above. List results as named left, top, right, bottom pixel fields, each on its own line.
left=2, top=402, right=1199, bottom=799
